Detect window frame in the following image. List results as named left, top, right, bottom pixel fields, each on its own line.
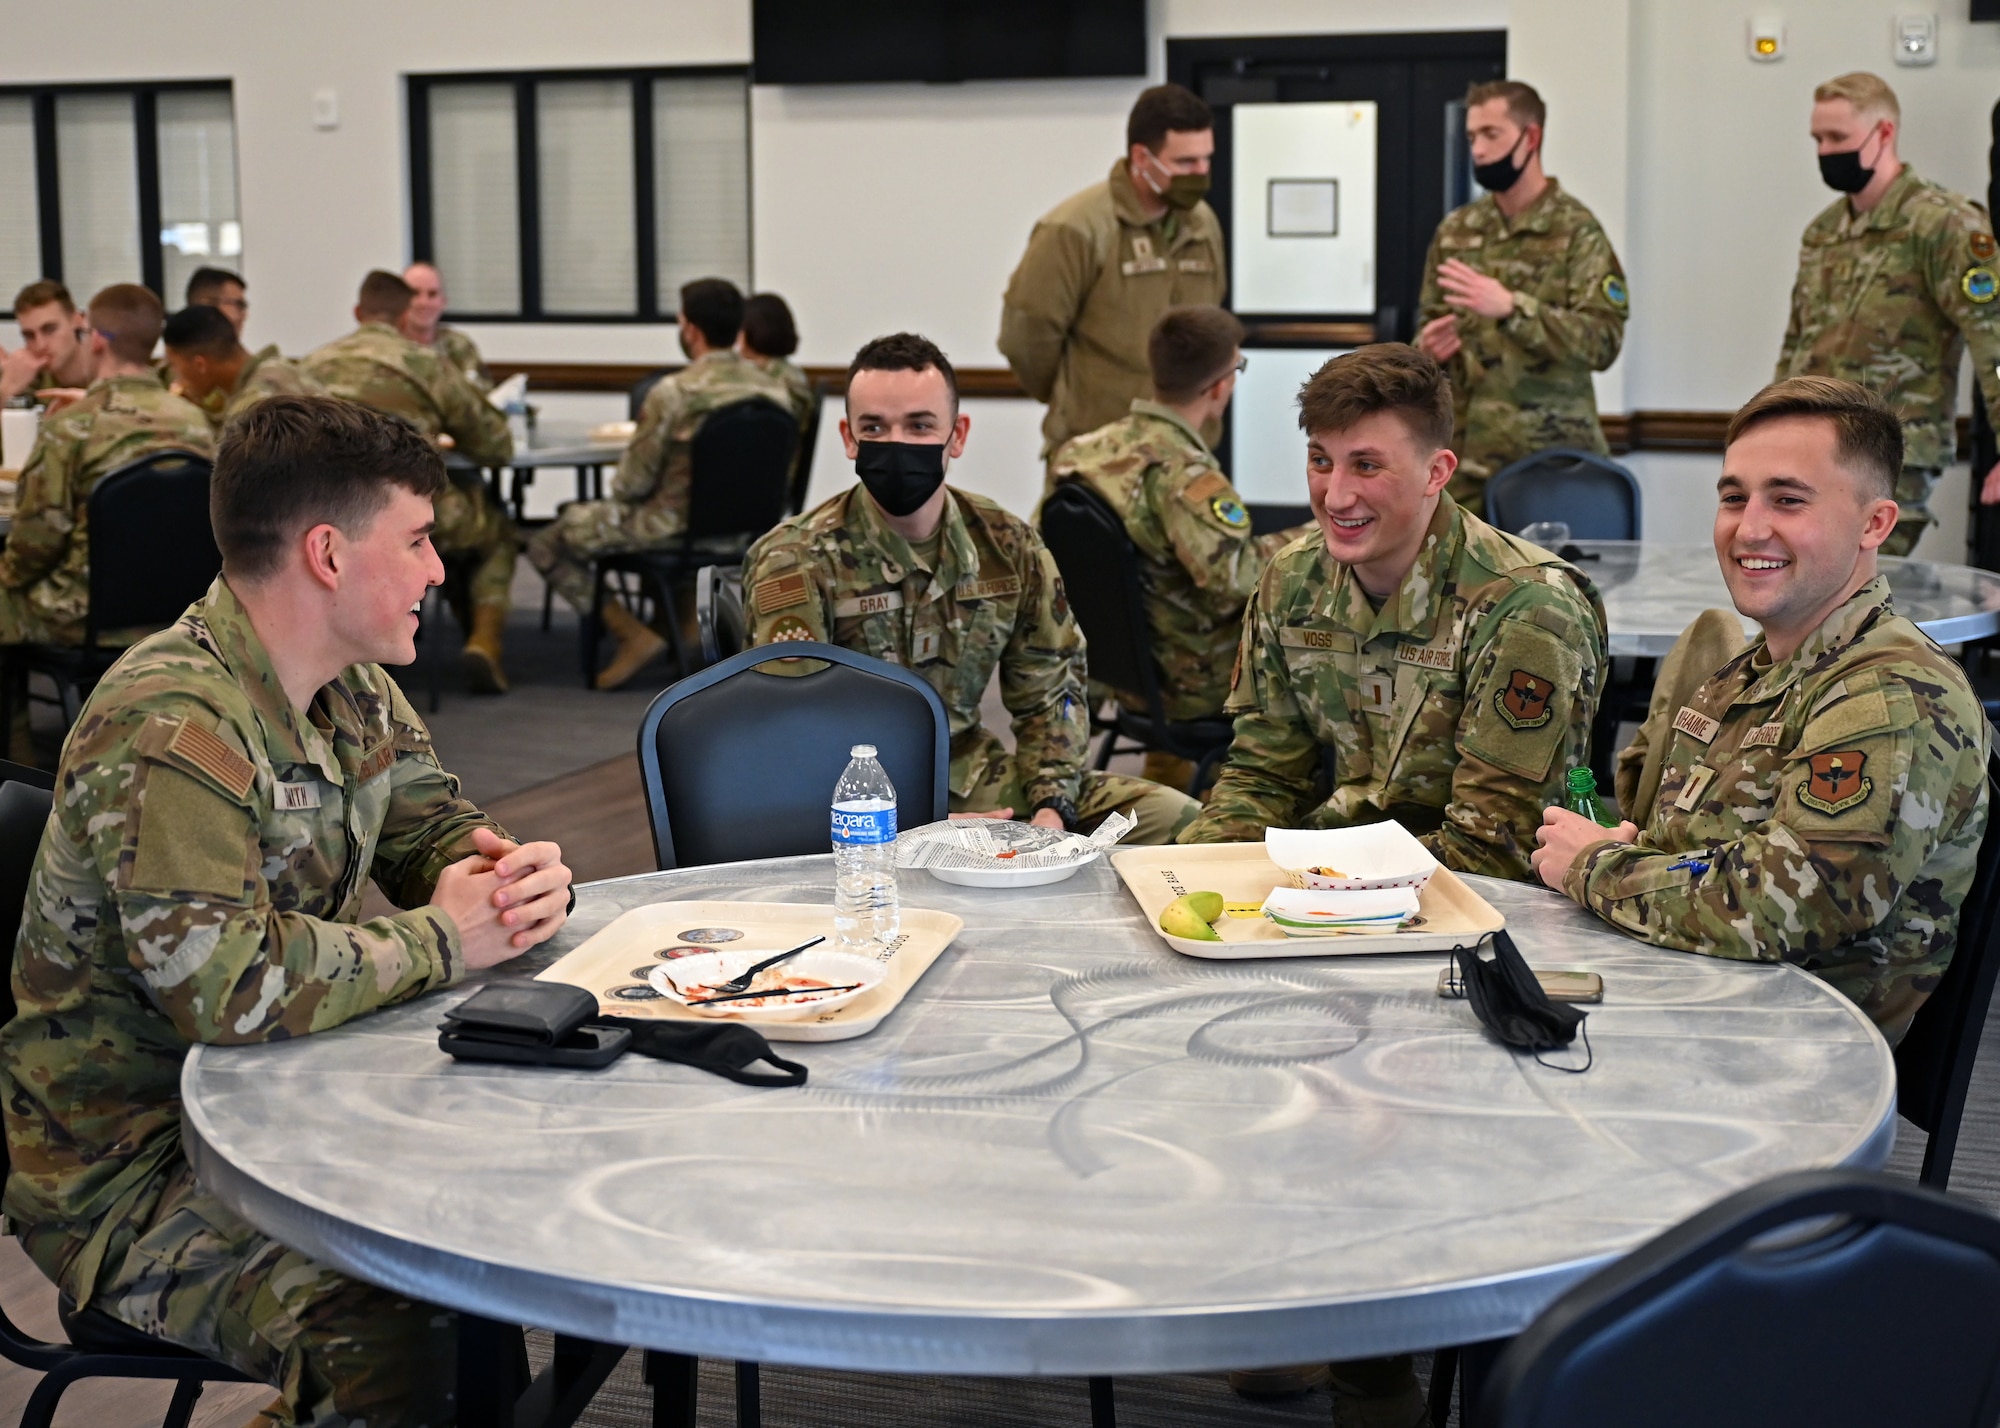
left=0, top=78, right=236, bottom=299
left=407, top=65, right=754, bottom=324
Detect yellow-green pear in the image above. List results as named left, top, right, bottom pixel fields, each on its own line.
left=1159, top=895, right=1222, bottom=941
left=1181, top=890, right=1224, bottom=923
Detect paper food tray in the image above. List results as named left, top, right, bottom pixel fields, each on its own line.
left=536, top=900, right=963, bottom=1041
left=1112, top=843, right=1504, bottom=958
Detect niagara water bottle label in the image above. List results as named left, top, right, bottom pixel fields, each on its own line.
left=831, top=805, right=897, bottom=845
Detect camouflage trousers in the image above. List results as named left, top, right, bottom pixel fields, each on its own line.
left=20, top=1160, right=456, bottom=1427
left=956, top=752, right=1200, bottom=845
left=525, top=497, right=684, bottom=613
left=1881, top=466, right=1942, bottom=558
left=433, top=478, right=518, bottom=616
left=0, top=585, right=66, bottom=645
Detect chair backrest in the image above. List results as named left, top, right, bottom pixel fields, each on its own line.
left=1038, top=481, right=1165, bottom=720
left=1894, top=745, right=2000, bottom=1185
left=1484, top=447, right=1643, bottom=541
left=684, top=399, right=800, bottom=546
left=786, top=380, right=824, bottom=516
left=0, top=772, right=55, bottom=1038
left=86, top=450, right=218, bottom=641
left=637, top=641, right=950, bottom=870
left=694, top=564, right=748, bottom=668
left=1482, top=1169, right=2000, bottom=1428
left=629, top=368, right=671, bottom=420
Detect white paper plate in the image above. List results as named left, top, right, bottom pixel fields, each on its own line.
left=1263, top=823, right=1440, bottom=891
left=647, top=946, right=887, bottom=1021
left=926, top=849, right=1100, bottom=888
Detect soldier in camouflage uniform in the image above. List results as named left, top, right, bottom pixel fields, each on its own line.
left=1775, top=73, right=2000, bottom=557
left=305, top=270, right=519, bottom=693
left=1181, top=344, right=1608, bottom=884
left=1416, top=80, right=1627, bottom=510
left=163, top=303, right=325, bottom=430
left=0, top=285, right=214, bottom=649
left=741, top=292, right=817, bottom=428
left=0, top=280, right=95, bottom=408
left=0, top=396, right=575, bottom=1426
left=1537, top=377, right=1987, bottom=1046
left=1000, top=84, right=1226, bottom=466
left=404, top=262, right=493, bottom=393
left=744, top=333, right=1198, bottom=843
left=1045, top=306, right=1308, bottom=789
left=529, top=278, right=792, bottom=690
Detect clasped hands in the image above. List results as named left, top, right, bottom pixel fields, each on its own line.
left=432, top=827, right=574, bottom=969
left=1415, top=259, right=1518, bottom=364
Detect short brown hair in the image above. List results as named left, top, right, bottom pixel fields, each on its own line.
left=1815, top=72, right=1900, bottom=125
left=88, top=284, right=165, bottom=365
left=846, top=332, right=958, bottom=411
left=1127, top=84, right=1212, bottom=152
left=13, top=280, right=74, bottom=318
left=1724, top=377, right=1901, bottom=501
left=742, top=293, right=798, bottom=359
left=1465, top=79, right=1546, bottom=133
left=1296, top=344, right=1454, bottom=451
left=679, top=277, right=744, bottom=349
left=212, top=394, right=446, bottom=582
left=1149, top=305, right=1244, bottom=404
left=355, top=269, right=413, bottom=322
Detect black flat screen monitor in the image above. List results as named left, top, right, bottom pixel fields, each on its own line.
left=753, top=0, right=1147, bottom=84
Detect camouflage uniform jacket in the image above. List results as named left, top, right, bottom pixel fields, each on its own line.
left=1564, top=577, right=1987, bottom=1043
left=0, top=577, right=495, bottom=1295
left=217, top=345, right=325, bottom=427
left=1776, top=167, right=2000, bottom=473
left=1048, top=400, right=1291, bottom=721
left=1418, top=178, right=1628, bottom=485
left=303, top=322, right=512, bottom=466
left=752, top=354, right=817, bottom=427
left=434, top=325, right=492, bottom=394
left=1000, top=161, right=1227, bottom=457
left=0, top=375, right=215, bottom=643
left=743, top=485, right=1090, bottom=810
left=617, top=350, right=792, bottom=534
left=1182, top=500, right=1608, bottom=881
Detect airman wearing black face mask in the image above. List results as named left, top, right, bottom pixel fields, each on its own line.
left=1415, top=78, right=1629, bottom=511
left=1000, top=83, right=1227, bottom=476
left=1776, top=71, right=2000, bottom=557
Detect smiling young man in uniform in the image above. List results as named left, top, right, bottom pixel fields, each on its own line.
left=1534, top=376, right=1987, bottom=1045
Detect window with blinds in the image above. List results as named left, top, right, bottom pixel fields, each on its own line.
left=0, top=83, right=238, bottom=307
left=410, top=68, right=751, bottom=322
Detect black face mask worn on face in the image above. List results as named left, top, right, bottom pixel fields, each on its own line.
left=855, top=439, right=948, bottom=517
left=1818, top=129, right=1879, bottom=194
left=1447, top=929, right=1591, bottom=1072
left=1472, top=130, right=1533, bottom=194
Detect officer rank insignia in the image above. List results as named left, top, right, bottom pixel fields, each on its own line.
left=1972, top=231, right=1998, bottom=261
left=1798, top=749, right=1871, bottom=814
left=1601, top=274, right=1629, bottom=311
left=1211, top=496, right=1250, bottom=529
left=1496, top=669, right=1555, bottom=729
left=1963, top=266, right=1998, bottom=304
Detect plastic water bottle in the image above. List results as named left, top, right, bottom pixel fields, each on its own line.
left=832, top=744, right=899, bottom=952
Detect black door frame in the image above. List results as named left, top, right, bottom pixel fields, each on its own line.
left=1166, top=30, right=1506, bottom=343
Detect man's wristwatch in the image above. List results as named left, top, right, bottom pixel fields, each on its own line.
left=1033, top=796, right=1079, bottom=831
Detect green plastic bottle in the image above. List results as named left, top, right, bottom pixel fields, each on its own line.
left=1564, top=767, right=1619, bottom=827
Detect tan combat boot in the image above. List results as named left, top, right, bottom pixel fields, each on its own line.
left=460, top=605, right=510, bottom=694
left=594, top=600, right=668, bottom=691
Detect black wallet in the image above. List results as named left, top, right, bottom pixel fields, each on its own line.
left=438, top=981, right=632, bottom=1068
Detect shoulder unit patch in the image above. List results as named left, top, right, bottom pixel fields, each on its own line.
left=1964, top=266, right=1998, bottom=304
left=1798, top=749, right=1871, bottom=815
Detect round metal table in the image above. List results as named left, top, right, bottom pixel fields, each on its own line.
left=182, top=856, right=1894, bottom=1376
left=1575, top=540, right=2000, bottom=658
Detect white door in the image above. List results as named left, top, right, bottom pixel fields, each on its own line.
left=1230, top=101, right=1378, bottom=315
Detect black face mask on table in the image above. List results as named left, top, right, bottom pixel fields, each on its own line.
left=1818, top=136, right=1877, bottom=194
left=855, top=440, right=948, bottom=517
left=1448, top=930, right=1591, bottom=1071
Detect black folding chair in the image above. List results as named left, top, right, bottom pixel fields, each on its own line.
left=694, top=564, right=747, bottom=669
left=1483, top=447, right=1642, bottom=540
left=1894, top=745, right=2000, bottom=1189
left=785, top=379, right=825, bottom=516
left=1039, top=482, right=1233, bottom=794
left=0, top=770, right=264, bottom=1428
left=583, top=398, right=799, bottom=686
left=1479, top=1169, right=2000, bottom=1428
left=637, top=641, right=948, bottom=870
left=0, top=450, right=217, bottom=746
